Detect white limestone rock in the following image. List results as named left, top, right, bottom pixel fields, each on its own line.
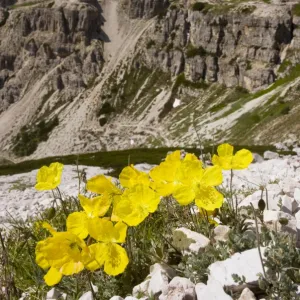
left=264, top=151, right=279, bottom=160
left=239, top=183, right=284, bottom=211
left=293, top=147, right=300, bottom=156
left=280, top=195, right=298, bottom=215
left=132, top=279, right=150, bottom=298
left=173, top=227, right=210, bottom=255
left=275, top=143, right=288, bottom=151
left=238, top=287, right=256, bottom=300
left=109, top=297, right=124, bottom=300
left=159, top=277, right=196, bottom=300
left=46, top=288, right=61, bottom=299
left=214, top=225, right=231, bottom=242
left=79, top=291, right=93, bottom=300
left=132, top=263, right=176, bottom=298
left=281, top=178, right=299, bottom=197
left=148, top=263, right=176, bottom=297
left=209, top=248, right=266, bottom=286
left=294, top=188, right=300, bottom=204
left=195, top=278, right=233, bottom=300
left=252, top=153, right=264, bottom=163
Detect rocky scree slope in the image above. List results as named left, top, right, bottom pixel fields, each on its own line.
left=0, top=0, right=300, bottom=160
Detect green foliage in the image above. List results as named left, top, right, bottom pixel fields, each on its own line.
left=119, top=66, right=152, bottom=108
left=186, top=44, right=206, bottom=58
left=97, top=102, right=115, bottom=116
left=292, top=4, right=300, bottom=17
left=12, top=116, right=59, bottom=157
left=239, top=5, right=256, bottom=14
left=170, top=3, right=178, bottom=10
left=0, top=145, right=291, bottom=176
left=209, top=102, right=226, bottom=113
left=191, top=2, right=208, bottom=12
left=235, top=86, right=249, bottom=94
left=246, top=60, right=252, bottom=70
left=174, top=73, right=208, bottom=90
left=41, top=89, right=55, bottom=103
left=159, top=73, right=208, bottom=119
left=258, top=233, right=300, bottom=299
left=9, top=1, right=40, bottom=9
left=278, top=60, right=292, bottom=73
left=179, top=243, right=230, bottom=283
left=251, top=64, right=300, bottom=99
left=166, top=42, right=174, bottom=52
left=86, top=76, right=97, bottom=89
left=2, top=152, right=300, bottom=299
left=146, top=39, right=156, bottom=49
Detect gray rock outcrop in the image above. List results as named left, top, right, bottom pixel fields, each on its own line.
left=142, top=3, right=293, bottom=90
left=0, top=0, right=104, bottom=113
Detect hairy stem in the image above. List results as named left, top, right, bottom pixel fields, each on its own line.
left=250, top=203, right=267, bottom=279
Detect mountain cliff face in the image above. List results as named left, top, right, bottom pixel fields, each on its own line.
left=0, top=0, right=104, bottom=113
left=0, top=0, right=300, bottom=160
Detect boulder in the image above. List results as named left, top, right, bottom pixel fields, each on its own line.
left=46, top=288, right=61, bottom=300
left=173, top=227, right=210, bottom=255
left=252, top=153, right=264, bottom=163
left=79, top=291, right=93, bottom=300
left=195, top=278, right=233, bottom=300
left=132, top=263, right=176, bottom=298
left=263, top=151, right=279, bottom=160
left=281, top=178, right=299, bottom=197
left=159, top=277, right=196, bottom=300
left=294, top=188, right=300, bottom=204
left=132, top=279, right=150, bottom=298
left=209, top=248, right=266, bottom=286
left=280, top=195, right=298, bottom=215
left=238, top=287, right=256, bottom=300
left=214, top=225, right=231, bottom=242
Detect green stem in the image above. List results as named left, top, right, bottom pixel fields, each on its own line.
left=265, top=187, right=269, bottom=210
left=76, top=156, right=81, bottom=195
left=56, top=187, right=68, bottom=216
left=250, top=203, right=267, bottom=279
left=230, top=169, right=234, bottom=211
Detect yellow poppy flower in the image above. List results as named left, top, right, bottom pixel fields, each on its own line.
left=212, top=143, right=253, bottom=170
left=113, top=184, right=161, bottom=226
left=35, top=228, right=92, bottom=286
left=35, top=162, right=64, bottom=191
left=86, top=218, right=129, bottom=276
left=150, top=150, right=200, bottom=197
left=119, top=165, right=150, bottom=188
left=66, top=194, right=112, bottom=239
left=173, top=161, right=224, bottom=210
left=86, top=174, right=122, bottom=196
left=85, top=174, right=123, bottom=223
